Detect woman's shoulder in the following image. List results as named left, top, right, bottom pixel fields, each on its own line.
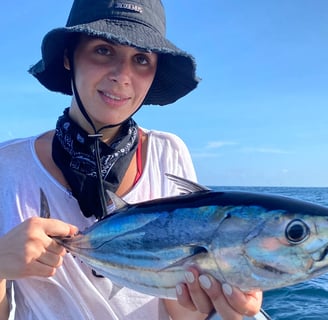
left=143, top=128, right=188, bottom=149
left=0, top=136, right=35, bottom=157
left=0, top=135, right=43, bottom=178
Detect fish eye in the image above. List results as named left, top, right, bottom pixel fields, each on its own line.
left=285, top=219, right=310, bottom=244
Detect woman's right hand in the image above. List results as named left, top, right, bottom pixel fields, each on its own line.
left=0, top=217, right=77, bottom=279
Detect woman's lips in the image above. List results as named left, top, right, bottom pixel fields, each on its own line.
left=99, top=90, right=130, bottom=106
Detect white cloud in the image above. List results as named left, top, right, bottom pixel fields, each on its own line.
left=193, top=141, right=290, bottom=160
left=192, top=152, right=222, bottom=158
left=205, top=141, right=238, bottom=149
left=242, top=147, right=291, bottom=154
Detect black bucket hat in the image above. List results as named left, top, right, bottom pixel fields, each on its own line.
left=29, top=0, right=199, bottom=106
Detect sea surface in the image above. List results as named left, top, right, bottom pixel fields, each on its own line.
left=214, top=186, right=328, bottom=320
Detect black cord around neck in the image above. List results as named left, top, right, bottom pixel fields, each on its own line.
left=69, top=54, right=120, bottom=218
left=68, top=53, right=143, bottom=219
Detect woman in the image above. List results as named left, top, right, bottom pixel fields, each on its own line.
left=0, top=0, right=262, bottom=319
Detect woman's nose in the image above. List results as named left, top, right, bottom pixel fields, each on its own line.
left=108, top=59, right=132, bottom=85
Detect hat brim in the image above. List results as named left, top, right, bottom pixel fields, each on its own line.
left=29, top=19, right=199, bottom=106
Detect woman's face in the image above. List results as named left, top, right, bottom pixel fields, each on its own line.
left=67, top=35, right=158, bottom=131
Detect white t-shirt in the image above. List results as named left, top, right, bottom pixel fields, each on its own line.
left=0, top=129, right=196, bottom=320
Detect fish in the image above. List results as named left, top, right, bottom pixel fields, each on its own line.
left=40, top=174, right=328, bottom=320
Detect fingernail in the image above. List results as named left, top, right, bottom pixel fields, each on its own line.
left=69, top=225, right=79, bottom=235
left=199, top=275, right=211, bottom=289
left=222, top=283, right=233, bottom=296
left=185, top=271, right=195, bottom=283
left=176, top=284, right=183, bottom=296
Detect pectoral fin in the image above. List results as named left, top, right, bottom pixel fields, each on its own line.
left=159, top=246, right=209, bottom=271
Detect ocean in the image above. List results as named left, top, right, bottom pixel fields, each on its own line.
left=9, top=186, right=328, bottom=320
left=215, top=186, right=328, bottom=320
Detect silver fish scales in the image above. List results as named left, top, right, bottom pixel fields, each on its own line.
left=40, top=175, right=328, bottom=319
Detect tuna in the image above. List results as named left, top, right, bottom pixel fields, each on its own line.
left=40, top=174, right=328, bottom=319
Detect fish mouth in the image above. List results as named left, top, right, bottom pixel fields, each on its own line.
left=245, top=252, right=288, bottom=275
left=313, top=246, right=328, bottom=262
left=309, top=244, right=328, bottom=275
left=251, top=260, right=288, bottom=276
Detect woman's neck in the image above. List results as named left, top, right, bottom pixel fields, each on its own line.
left=68, top=105, right=121, bottom=144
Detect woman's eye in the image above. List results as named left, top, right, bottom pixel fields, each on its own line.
left=135, top=54, right=150, bottom=65
left=96, top=47, right=111, bottom=56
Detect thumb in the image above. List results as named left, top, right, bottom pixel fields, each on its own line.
left=67, top=224, right=79, bottom=236
left=42, top=218, right=79, bottom=237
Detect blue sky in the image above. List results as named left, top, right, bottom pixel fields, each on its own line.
left=0, top=1, right=327, bottom=186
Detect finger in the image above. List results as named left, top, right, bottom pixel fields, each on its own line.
left=184, top=269, right=213, bottom=314
left=29, top=261, right=58, bottom=278
left=222, top=284, right=262, bottom=316
left=37, top=251, right=64, bottom=269
left=40, top=218, right=78, bottom=254
left=41, top=218, right=78, bottom=237
left=45, top=240, right=67, bottom=256
left=198, top=275, right=243, bottom=320
left=19, top=258, right=58, bottom=278
left=175, top=282, right=197, bottom=311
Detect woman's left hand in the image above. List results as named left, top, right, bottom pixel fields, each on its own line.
left=176, top=267, right=262, bottom=320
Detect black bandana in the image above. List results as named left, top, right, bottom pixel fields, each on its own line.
left=52, top=108, right=139, bottom=218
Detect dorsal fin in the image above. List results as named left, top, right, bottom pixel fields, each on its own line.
left=106, top=190, right=129, bottom=211
left=40, top=188, right=51, bottom=218
left=165, top=173, right=211, bottom=194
